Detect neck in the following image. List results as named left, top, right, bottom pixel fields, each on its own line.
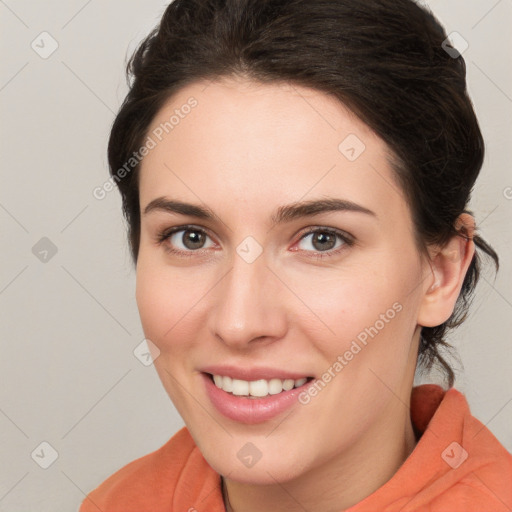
left=222, top=398, right=417, bottom=512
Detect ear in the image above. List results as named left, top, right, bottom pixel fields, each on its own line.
left=417, top=213, right=476, bottom=328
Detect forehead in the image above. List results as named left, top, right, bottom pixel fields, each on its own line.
left=138, top=77, right=406, bottom=221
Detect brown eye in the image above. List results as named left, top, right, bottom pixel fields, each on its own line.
left=178, top=229, right=207, bottom=250
left=297, top=230, right=343, bottom=252
left=310, top=231, right=337, bottom=251
left=158, top=226, right=216, bottom=255
left=295, top=227, right=354, bottom=259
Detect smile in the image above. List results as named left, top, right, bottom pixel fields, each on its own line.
left=211, top=374, right=309, bottom=398
left=202, top=371, right=315, bottom=424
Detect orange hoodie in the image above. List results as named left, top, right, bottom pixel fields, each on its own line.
left=80, top=385, right=512, bottom=512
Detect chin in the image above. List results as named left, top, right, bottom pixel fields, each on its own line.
left=189, top=427, right=315, bottom=485
left=209, top=454, right=309, bottom=485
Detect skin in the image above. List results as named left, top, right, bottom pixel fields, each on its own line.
left=135, top=76, right=475, bottom=512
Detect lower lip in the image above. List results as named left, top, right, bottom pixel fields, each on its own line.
left=202, top=373, right=310, bottom=424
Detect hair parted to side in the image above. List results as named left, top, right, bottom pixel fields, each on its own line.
left=108, top=0, right=499, bottom=388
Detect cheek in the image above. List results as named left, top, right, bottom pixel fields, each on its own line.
left=303, top=256, right=419, bottom=366
left=288, top=263, right=388, bottom=334
left=135, top=265, right=168, bottom=344
left=135, top=261, right=193, bottom=351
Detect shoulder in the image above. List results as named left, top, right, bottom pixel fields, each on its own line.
left=417, top=387, right=512, bottom=510
left=453, top=388, right=512, bottom=509
left=79, top=427, right=197, bottom=512
left=354, top=386, right=512, bottom=511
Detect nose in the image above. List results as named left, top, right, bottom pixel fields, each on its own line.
left=208, top=250, right=287, bottom=350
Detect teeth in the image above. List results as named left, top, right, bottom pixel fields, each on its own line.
left=249, top=379, right=268, bottom=397
left=232, top=379, right=249, bottom=396
left=211, top=374, right=309, bottom=397
left=222, top=375, right=233, bottom=392
left=283, top=379, right=295, bottom=391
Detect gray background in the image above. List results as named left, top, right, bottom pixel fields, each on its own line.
left=1, top=1, right=511, bottom=510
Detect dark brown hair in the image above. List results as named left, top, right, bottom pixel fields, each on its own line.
left=108, top=0, right=499, bottom=387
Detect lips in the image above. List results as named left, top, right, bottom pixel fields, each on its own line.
left=200, top=364, right=312, bottom=382
left=199, top=365, right=314, bottom=424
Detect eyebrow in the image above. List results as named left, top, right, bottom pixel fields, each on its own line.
left=143, top=196, right=377, bottom=225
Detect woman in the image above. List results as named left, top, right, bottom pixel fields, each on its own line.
left=80, top=0, right=512, bottom=510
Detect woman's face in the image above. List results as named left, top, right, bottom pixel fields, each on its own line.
left=136, top=77, right=431, bottom=483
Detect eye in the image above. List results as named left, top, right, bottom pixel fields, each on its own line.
left=156, top=225, right=354, bottom=260
left=294, top=227, right=354, bottom=259
left=156, top=225, right=215, bottom=256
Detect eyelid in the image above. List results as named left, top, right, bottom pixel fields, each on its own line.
left=157, top=223, right=212, bottom=238
left=295, top=226, right=354, bottom=243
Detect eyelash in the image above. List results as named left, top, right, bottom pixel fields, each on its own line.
left=155, top=225, right=355, bottom=260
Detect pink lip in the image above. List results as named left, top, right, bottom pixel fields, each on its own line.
left=200, top=364, right=311, bottom=381
left=201, top=372, right=312, bottom=424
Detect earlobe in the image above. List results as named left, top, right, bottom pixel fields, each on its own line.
left=417, top=213, right=476, bottom=328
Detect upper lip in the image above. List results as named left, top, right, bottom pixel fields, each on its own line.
left=200, top=365, right=312, bottom=381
